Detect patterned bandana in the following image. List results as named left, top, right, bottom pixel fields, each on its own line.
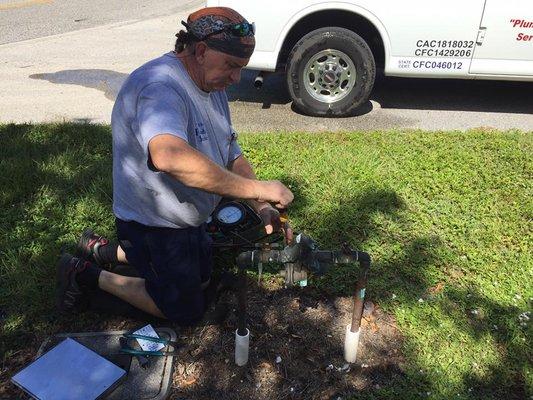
left=183, top=7, right=255, bottom=59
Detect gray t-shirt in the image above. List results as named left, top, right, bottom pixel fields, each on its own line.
left=111, top=52, right=242, bottom=228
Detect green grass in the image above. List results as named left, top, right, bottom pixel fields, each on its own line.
left=1, top=123, right=532, bottom=399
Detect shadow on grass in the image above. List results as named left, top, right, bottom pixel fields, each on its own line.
left=0, top=123, right=115, bottom=353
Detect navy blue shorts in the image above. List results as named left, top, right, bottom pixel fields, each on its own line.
left=116, top=218, right=213, bottom=324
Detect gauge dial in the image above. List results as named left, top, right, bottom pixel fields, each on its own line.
left=216, top=205, right=244, bottom=225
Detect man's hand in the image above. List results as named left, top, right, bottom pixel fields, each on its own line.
left=256, top=203, right=294, bottom=244
left=228, top=155, right=293, bottom=209
left=255, top=180, right=294, bottom=209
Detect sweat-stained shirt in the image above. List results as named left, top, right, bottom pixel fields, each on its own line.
left=111, top=52, right=242, bottom=228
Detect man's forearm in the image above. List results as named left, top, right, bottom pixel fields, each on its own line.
left=171, top=153, right=259, bottom=199
left=149, top=134, right=293, bottom=208
left=151, top=135, right=260, bottom=200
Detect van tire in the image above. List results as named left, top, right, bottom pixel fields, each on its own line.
left=286, top=27, right=376, bottom=117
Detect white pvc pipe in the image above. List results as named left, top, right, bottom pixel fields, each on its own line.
left=344, top=325, right=361, bottom=363
left=235, top=328, right=250, bottom=366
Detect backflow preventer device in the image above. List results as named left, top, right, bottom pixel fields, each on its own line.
left=207, top=201, right=371, bottom=366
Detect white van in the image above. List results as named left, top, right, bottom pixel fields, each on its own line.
left=206, top=0, right=533, bottom=116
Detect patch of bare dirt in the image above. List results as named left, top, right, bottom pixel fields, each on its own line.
left=1, top=277, right=405, bottom=399
left=171, top=277, right=405, bottom=400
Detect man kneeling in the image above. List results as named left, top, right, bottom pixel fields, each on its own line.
left=56, top=7, right=293, bottom=325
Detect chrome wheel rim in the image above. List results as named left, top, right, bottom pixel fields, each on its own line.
left=303, top=49, right=356, bottom=104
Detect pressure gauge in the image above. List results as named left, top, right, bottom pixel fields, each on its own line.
left=214, top=202, right=246, bottom=226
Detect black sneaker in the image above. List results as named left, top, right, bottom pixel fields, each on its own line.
left=56, top=254, right=89, bottom=313
left=76, top=228, right=109, bottom=266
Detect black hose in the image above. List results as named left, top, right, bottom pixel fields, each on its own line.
left=237, top=266, right=247, bottom=336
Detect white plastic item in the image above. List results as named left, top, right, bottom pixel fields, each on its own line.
left=235, top=328, right=250, bottom=366
left=344, top=325, right=361, bottom=363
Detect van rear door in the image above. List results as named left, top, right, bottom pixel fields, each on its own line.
left=470, top=0, right=533, bottom=76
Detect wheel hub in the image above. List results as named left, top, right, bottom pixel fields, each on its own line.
left=303, top=49, right=356, bottom=104
left=321, top=65, right=339, bottom=85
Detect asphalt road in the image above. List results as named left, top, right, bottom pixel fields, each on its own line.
left=0, top=0, right=532, bottom=131
left=0, top=0, right=201, bottom=44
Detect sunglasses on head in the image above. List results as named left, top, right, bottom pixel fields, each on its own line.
left=183, top=21, right=255, bottom=41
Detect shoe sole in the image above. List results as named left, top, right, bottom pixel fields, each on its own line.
left=56, top=253, right=83, bottom=314
left=75, top=228, right=94, bottom=260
